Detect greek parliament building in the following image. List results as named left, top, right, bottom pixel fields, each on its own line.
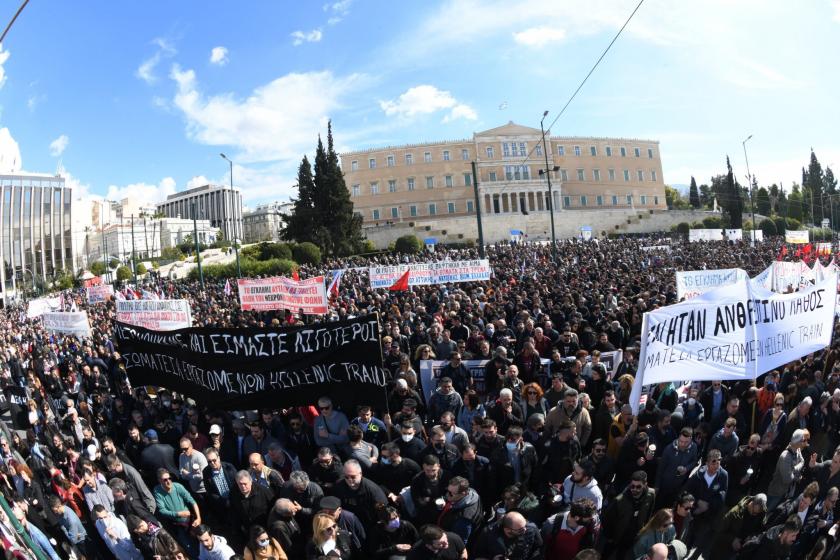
left=342, top=122, right=666, bottom=243
left=0, top=173, right=73, bottom=301
left=156, top=183, right=244, bottom=242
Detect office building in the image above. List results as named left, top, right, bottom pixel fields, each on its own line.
left=156, top=183, right=243, bottom=242
left=0, top=173, right=73, bottom=302
left=242, top=202, right=292, bottom=243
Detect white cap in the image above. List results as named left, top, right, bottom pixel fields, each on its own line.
left=396, top=378, right=408, bottom=389
left=209, top=424, right=222, bottom=435
left=86, top=444, right=97, bottom=461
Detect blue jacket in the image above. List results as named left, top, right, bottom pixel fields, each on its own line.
left=57, top=506, right=87, bottom=544
left=685, top=465, right=729, bottom=518
left=26, top=522, right=62, bottom=560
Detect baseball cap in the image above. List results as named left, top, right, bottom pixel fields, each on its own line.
left=668, top=540, right=688, bottom=560
left=86, top=444, right=97, bottom=461
left=209, top=424, right=222, bottom=435
left=752, top=493, right=768, bottom=511
left=144, top=429, right=158, bottom=440
left=319, top=496, right=341, bottom=510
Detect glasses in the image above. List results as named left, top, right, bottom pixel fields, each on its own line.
left=180, top=447, right=190, bottom=452
left=709, top=459, right=721, bottom=464
left=527, top=391, right=537, bottom=395
left=160, top=477, right=172, bottom=483
left=594, top=448, right=606, bottom=454
left=319, top=406, right=331, bottom=411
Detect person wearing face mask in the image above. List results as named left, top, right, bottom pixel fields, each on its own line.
left=370, top=505, right=418, bottom=560
left=420, top=427, right=460, bottom=471
left=370, top=443, right=420, bottom=502
left=490, top=426, right=538, bottom=491
left=244, top=525, right=288, bottom=560
left=392, top=421, right=426, bottom=464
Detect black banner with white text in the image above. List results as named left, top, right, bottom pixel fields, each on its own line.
left=114, top=314, right=388, bottom=410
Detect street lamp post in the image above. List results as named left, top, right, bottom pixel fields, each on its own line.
left=220, top=153, right=242, bottom=278
left=742, top=134, right=758, bottom=246
left=191, top=202, right=205, bottom=289
left=540, top=111, right=558, bottom=262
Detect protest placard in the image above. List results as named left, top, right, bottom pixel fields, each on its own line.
left=116, top=300, right=192, bottom=331
left=369, top=259, right=492, bottom=289
left=237, top=276, right=328, bottom=314
left=43, top=311, right=91, bottom=337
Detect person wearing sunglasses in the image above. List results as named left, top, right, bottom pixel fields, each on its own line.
left=313, top=397, right=350, bottom=453
left=305, top=512, right=355, bottom=559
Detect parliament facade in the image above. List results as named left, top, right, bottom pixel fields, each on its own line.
left=341, top=122, right=666, bottom=228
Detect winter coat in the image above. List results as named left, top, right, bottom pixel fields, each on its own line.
left=546, top=401, right=592, bottom=447
left=600, top=487, right=656, bottom=547
left=655, top=439, right=699, bottom=496
left=736, top=524, right=793, bottom=560
left=633, top=525, right=676, bottom=558
left=436, top=487, right=484, bottom=544
left=767, top=446, right=803, bottom=498
left=684, top=464, right=729, bottom=519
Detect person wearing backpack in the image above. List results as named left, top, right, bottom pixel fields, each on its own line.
left=541, top=498, right=597, bottom=560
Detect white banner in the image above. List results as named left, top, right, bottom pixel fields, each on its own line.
left=116, top=299, right=192, bottom=331
left=43, top=311, right=91, bottom=338
left=770, top=261, right=810, bottom=293
left=368, top=259, right=492, bottom=289
left=676, top=268, right=749, bottom=301
left=237, top=276, right=328, bottom=314
left=724, top=229, right=742, bottom=240
left=688, top=229, right=723, bottom=242
left=631, top=273, right=837, bottom=413
left=27, top=297, right=61, bottom=319
left=641, top=245, right=671, bottom=252
left=785, top=230, right=809, bottom=244
left=751, top=263, right=773, bottom=290
left=744, top=230, right=764, bottom=242
left=87, top=284, right=115, bottom=304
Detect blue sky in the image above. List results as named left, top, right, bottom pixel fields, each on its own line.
left=0, top=0, right=838, bottom=209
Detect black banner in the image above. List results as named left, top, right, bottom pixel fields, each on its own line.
left=114, top=314, right=388, bottom=411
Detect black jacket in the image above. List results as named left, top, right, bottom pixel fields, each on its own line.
left=202, top=461, right=237, bottom=506
left=231, top=483, right=275, bottom=532
left=331, top=477, right=388, bottom=527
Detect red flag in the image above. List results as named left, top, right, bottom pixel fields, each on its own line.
left=803, top=243, right=813, bottom=254
left=795, top=248, right=802, bottom=258
left=777, top=245, right=787, bottom=261
left=292, top=269, right=300, bottom=281
left=388, top=270, right=410, bottom=291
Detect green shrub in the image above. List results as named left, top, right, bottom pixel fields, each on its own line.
left=759, top=218, right=778, bottom=237
left=189, top=257, right=297, bottom=281
left=394, top=235, right=422, bottom=254
left=702, top=216, right=723, bottom=229
left=292, top=242, right=322, bottom=265
left=772, top=216, right=787, bottom=234
left=136, top=263, right=147, bottom=275
left=362, top=240, right=376, bottom=253
left=676, top=222, right=690, bottom=238
left=786, top=218, right=802, bottom=231
left=90, top=261, right=106, bottom=276
left=109, top=258, right=120, bottom=269
left=808, top=227, right=833, bottom=241
left=116, top=266, right=132, bottom=282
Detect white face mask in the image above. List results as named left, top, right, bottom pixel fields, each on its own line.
left=401, top=434, right=413, bottom=442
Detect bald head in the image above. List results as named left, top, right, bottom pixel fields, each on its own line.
left=647, top=543, right=668, bottom=560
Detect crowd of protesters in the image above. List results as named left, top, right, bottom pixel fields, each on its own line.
left=0, top=236, right=839, bottom=560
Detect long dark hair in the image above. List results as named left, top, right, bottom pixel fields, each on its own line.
left=247, top=525, right=269, bottom=553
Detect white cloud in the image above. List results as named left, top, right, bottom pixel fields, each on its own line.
left=290, top=29, right=323, bottom=46
left=136, top=38, right=176, bottom=84
left=169, top=64, right=365, bottom=164
left=0, top=128, right=21, bottom=172
left=27, top=93, right=46, bottom=112
left=380, top=85, right=477, bottom=122
left=186, top=175, right=209, bottom=189
left=106, top=177, right=177, bottom=204
left=512, top=26, right=566, bottom=47
left=209, top=46, right=228, bottom=66
left=324, top=0, right=352, bottom=24
left=49, top=134, right=69, bottom=157
left=0, top=45, right=10, bottom=89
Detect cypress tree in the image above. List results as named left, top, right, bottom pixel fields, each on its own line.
left=282, top=155, right=317, bottom=244
left=689, top=176, right=700, bottom=208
